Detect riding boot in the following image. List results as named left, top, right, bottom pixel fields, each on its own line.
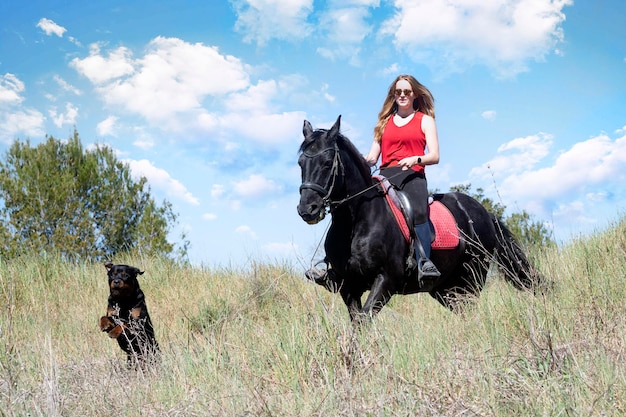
left=414, top=222, right=441, bottom=279
left=305, top=260, right=340, bottom=293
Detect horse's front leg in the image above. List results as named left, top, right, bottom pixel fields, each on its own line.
left=359, top=273, right=393, bottom=322
left=339, top=288, right=363, bottom=322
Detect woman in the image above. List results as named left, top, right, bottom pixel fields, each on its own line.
left=365, top=74, right=441, bottom=280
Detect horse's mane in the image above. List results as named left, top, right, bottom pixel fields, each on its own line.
left=335, top=133, right=373, bottom=183
left=299, top=127, right=372, bottom=183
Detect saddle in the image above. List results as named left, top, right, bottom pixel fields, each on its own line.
left=373, top=175, right=460, bottom=250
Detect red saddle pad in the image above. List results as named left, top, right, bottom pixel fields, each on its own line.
left=430, top=200, right=460, bottom=250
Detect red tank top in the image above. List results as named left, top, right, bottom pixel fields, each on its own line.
left=380, top=112, right=426, bottom=173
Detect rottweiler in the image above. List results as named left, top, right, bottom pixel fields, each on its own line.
left=99, top=261, right=159, bottom=367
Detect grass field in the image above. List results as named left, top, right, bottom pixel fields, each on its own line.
left=1, top=218, right=625, bottom=416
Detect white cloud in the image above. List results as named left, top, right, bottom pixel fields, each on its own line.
left=481, top=110, right=496, bottom=121
left=316, top=6, right=375, bottom=63
left=263, top=241, right=298, bottom=257
left=0, top=109, right=45, bottom=143
left=233, top=174, right=282, bottom=198
left=53, top=75, right=81, bottom=95
left=381, top=0, right=573, bottom=77
left=97, top=116, right=118, bottom=136
left=552, top=200, right=597, bottom=225
left=133, top=139, right=155, bottom=150
left=71, top=37, right=250, bottom=123
left=585, top=191, right=609, bottom=204
left=223, top=111, right=306, bottom=145
left=70, top=38, right=310, bottom=146
left=0, top=74, right=44, bottom=142
left=49, top=103, right=78, bottom=128
left=502, top=133, right=626, bottom=200
left=327, top=0, right=380, bottom=6
left=235, top=224, right=257, bottom=239
left=224, top=79, right=278, bottom=113
left=70, top=44, right=135, bottom=85
left=471, top=131, right=626, bottom=225
left=36, top=18, right=67, bottom=37
left=203, top=213, right=217, bottom=221
left=470, top=133, right=553, bottom=179
left=127, top=159, right=200, bottom=205
left=68, top=36, right=82, bottom=47
left=232, top=0, right=314, bottom=45
left=321, top=83, right=335, bottom=103
left=0, top=73, right=25, bottom=105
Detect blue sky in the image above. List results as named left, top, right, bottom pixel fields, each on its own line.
left=1, top=0, right=625, bottom=268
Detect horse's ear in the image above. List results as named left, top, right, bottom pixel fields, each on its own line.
left=303, top=120, right=313, bottom=138
left=329, top=115, right=341, bottom=137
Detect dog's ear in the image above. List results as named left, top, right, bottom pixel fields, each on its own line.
left=104, top=261, right=113, bottom=271
left=133, top=267, right=144, bottom=276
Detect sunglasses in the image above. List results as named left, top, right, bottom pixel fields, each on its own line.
left=394, top=89, right=413, bottom=96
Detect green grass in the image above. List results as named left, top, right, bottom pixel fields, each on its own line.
left=1, top=219, right=625, bottom=416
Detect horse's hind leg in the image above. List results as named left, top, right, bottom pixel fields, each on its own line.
left=430, top=262, right=488, bottom=312
left=430, top=287, right=478, bottom=312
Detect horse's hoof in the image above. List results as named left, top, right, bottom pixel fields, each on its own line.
left=305, top=267, right=326, bottom=283
left=305, top=267, right=340, bottom=293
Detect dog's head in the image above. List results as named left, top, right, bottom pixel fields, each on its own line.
left=105, top=261, right=144, bottom=299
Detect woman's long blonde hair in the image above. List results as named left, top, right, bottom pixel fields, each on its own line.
left=373, top=74, right=435, bottom=143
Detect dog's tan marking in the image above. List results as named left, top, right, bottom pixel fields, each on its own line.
left=130, top=307, right=142, bottom=320
left=99, top=316, right=115, bottom=332
left=108, top=324, right=124, bottom=339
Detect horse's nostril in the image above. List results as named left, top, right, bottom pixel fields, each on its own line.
left=297, top=202, right=320, bottom=221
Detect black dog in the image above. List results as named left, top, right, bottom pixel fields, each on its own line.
left=99, top=262, right=159, bottom=367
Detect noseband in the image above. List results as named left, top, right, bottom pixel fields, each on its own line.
left=299, top=143, right=343, bottom=209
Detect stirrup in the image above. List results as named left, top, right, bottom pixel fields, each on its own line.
left=418, top=258, right=441, bottom=280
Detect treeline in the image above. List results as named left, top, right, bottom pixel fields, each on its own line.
left=0, top=130, right=187, bottom=262
left=449, top=184, right=554, bottom=250
left=0, top=130, right=551, bottom=263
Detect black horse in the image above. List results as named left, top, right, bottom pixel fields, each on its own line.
left=297, top=116, right=544, bottom=323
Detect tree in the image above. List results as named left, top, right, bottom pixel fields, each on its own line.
left=449, top=184, right=506, bottom=220
left=506, top=210, right=554, bottom=249
left=448, top=183, right=554, bottom=250
left=0, top=130, right=186, bottom=261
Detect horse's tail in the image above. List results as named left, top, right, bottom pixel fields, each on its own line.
left=491, top=214, right=545, bottom=292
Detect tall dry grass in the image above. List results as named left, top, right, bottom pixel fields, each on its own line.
left=0, top=219, right=625, bottom=416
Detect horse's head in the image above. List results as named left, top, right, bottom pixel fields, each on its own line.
left=297, top=115, right=344, bottom=224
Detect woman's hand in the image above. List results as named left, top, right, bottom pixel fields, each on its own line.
left=398, top=156, right=420, bottom=170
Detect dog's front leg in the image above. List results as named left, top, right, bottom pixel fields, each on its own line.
left=99, top=315, right=126, bottom=338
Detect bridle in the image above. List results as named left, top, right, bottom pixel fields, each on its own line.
left=299, top=141, right=393, bottom=213
left=298, top=143, right=344, bottom=211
